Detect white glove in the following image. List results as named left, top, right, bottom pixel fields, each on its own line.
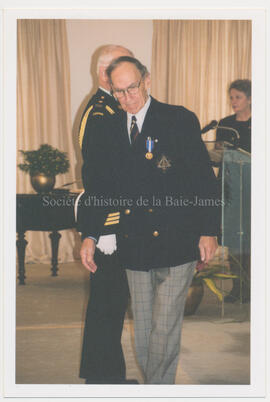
left=96, top=234, right=117, bottom=255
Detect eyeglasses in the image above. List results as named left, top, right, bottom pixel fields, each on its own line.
left=112, top=79, right=142, bottom=98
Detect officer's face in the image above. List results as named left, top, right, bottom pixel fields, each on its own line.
left=110, top=62, right=150, bottom=114
left=101, top=50, right=132, bottom=88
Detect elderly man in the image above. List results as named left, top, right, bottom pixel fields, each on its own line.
left=82, top=56, right=220, bottom=384
left=77, top=46, right=138, bottom=385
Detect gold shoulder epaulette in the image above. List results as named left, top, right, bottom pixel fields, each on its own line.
left=78, top=105, right=93, bottom=148
left=78, top=98, right=116, bottom=148
left=105, top=105, right=115, bottom=115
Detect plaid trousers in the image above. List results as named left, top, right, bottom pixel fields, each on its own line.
left=126, top=261, right=196, bottom=384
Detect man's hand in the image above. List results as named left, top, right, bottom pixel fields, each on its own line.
left=198, top=236, right=218, bottom=264
left=80, top=238, right=97, bottom=273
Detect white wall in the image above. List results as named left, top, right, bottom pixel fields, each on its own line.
left=66, top=19, right=153, bottom=125
left=66, top=19, right=153, bottom=181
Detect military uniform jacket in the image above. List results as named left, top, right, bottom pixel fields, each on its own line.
left=79, top=96, right=221, bottom=271
left=77, top=88, right=121, bottom=238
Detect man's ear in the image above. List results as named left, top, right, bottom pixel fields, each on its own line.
left=144, top=73, right=151, bottom=90
left=100, top=66, right=108, bottom=82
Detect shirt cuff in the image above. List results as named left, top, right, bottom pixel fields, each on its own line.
left=86, top=236, right=97, bottom=243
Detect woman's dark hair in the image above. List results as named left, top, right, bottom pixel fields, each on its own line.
left=229, top=79, right=251, bottom=98
left=106, top=56, right=149, bottom=84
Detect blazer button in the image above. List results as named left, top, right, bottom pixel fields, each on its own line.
left=124, top=209, right=131, bottom=215
left=153, top=231, right=159, bottom=237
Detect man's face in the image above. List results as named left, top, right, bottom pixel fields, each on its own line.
left=110, top=62, right=150, bottom=114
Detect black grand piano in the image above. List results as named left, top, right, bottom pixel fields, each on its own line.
left=16, top=191, right=79, bottom=284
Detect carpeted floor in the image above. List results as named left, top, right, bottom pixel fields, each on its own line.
left=16, top=261, right=250, bottom=385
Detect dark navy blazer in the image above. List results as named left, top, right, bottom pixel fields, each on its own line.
left=79, top=96, right=220, bottom=271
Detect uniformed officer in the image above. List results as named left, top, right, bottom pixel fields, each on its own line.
left=82, top=56, right=220, bottom=384
left=77, top=45, right=138, bottom=384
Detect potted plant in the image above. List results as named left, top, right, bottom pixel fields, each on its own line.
left=184, top=261, right=238, bottom=316
left=18, top=144, right=70, bottom=193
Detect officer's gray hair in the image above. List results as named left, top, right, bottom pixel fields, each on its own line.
left=96, top=45, right=133, bottom=73
left=106, top=56, right=149, bottom=85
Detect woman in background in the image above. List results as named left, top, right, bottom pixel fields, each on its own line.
left=216, top=79, right=251, bottom=153
left=216, top=79, right=251, bottom=303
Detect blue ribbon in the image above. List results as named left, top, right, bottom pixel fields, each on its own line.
left=146, top=137, right=154, bottom=153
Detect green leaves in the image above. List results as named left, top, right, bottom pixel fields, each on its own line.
left=202, top=278, right=223, bottom=301
left=18, top=144, right=70, bottom=176
left=193, top=263, right=239, bottom=301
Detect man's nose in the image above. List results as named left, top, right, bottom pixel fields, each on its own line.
left=122, top=91, right=132, bottom=100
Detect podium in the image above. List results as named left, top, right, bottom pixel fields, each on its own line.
left=221, top=148, right=251, bottom=254
left=205, top=141, right=251, bottom=307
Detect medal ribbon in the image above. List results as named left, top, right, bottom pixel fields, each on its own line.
left=146, top=137, right=154, bottom=153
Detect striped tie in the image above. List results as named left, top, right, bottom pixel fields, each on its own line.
left=130, top=115, right=139, bottom=145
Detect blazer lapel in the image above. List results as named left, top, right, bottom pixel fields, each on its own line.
left=133, top=97, right=160, bottom=148
left=107, top=110, right=131, bottom=179
left=118, top=110, right=131, bottom=150
left=114, top=97, right=161, bottom=153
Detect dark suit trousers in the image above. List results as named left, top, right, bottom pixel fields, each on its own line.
left=79, top=249, right=129, bottom=382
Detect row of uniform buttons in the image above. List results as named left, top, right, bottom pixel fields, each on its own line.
left=124, top=231, right=159, bottom=238
left=123, top=208, right=159, bottom=237
left=124, top=208, right=153, bottom=215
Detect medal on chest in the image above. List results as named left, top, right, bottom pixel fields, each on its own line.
left=145, top=137, right=154, bottom=160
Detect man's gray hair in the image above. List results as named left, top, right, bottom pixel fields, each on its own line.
left=96, top=45, right=133, bottom=73
left=106, top=56, right=149, bottom=85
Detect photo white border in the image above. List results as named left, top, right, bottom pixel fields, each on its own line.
left=1, top=1, right=268, bottom=400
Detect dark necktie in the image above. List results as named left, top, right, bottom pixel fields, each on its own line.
left=130, top=115, right=139, bottom=145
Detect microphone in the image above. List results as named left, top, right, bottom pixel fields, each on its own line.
left=201, top=120, right=218, bottom=134
left=216, top=125, right=240, bottom=140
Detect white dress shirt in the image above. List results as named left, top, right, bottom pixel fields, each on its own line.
left=99, top=86, right=112, bottom=96
left=127, top=96, right=151, bottom=143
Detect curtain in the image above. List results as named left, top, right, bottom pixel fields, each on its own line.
left=17, top=20, right=79, bottom=263
left=151, top=20, right=251, bottom=139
